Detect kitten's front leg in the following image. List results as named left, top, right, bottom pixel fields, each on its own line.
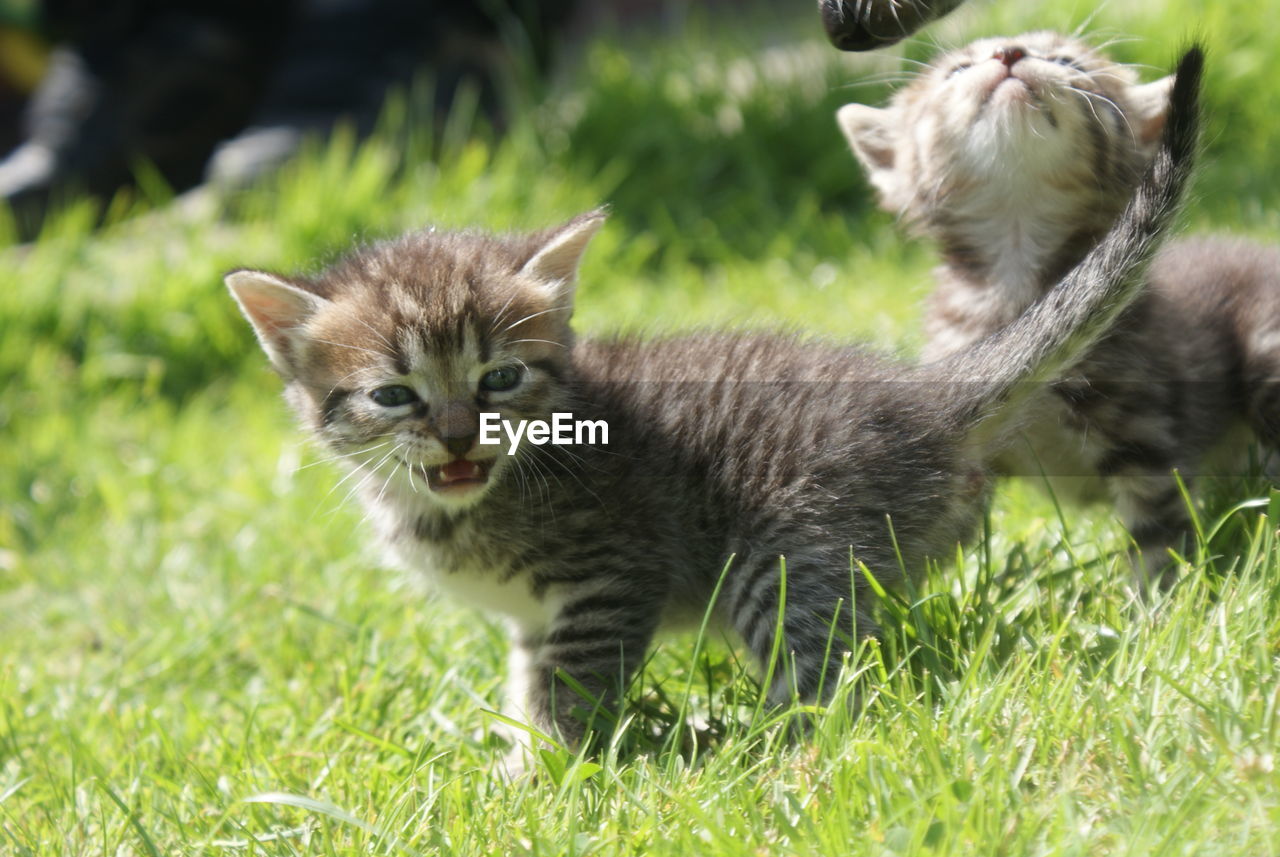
left=511, top=590, right=663, bottom=751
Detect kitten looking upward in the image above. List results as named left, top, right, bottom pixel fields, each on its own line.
left=226, top=47, right=1198, bottom=755
left=839, top=34, right=1271, bottom=583
left=840, top=31, right=1175, bottom=358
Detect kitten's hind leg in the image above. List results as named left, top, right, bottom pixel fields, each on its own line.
left=513, top=588, right=663, bottom=753
left=725, top=550, right=870, bottom=710
left=1242, top=351, right=1280, bottom=461
left=1112, top=472, right=1192, bottom=592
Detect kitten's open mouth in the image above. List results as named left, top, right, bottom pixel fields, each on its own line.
left=414, top=458, right=496, bottom=493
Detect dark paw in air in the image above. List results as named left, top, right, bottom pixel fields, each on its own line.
left=819, top=0, right=966, bottom=51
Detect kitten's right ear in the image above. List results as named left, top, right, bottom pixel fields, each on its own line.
left=225, top=269, right=330, bottom=376
left=836, top=103, right=902, bottom=205
left=519, top=209, right=607, bottom=299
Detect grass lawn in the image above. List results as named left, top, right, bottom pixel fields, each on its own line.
left=3, top=1, right=1279, bottom=853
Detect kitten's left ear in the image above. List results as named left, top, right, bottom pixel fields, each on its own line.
left=519, top=208, right=607, bottom=297
left=1129, top=75, right=1175, bottom=149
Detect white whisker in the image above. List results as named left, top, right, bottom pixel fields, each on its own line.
left=1068, top=85, right=1135, bottom=143
left=345, top=314, right=396, bottom=351
left=507, top=339, right=566, bottom=349
left=295, top=440, right=394, bottom=471
left=487, top=290, right=522, bottom=337
left=336, top=444, right=402, bottom=509
left=500, top=306, right=573, bottom=334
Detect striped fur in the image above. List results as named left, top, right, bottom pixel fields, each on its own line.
left=226, top=49, right=1198, bottom=753
left=840, top=35, right=1245, bottom=584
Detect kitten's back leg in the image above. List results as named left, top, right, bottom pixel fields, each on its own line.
left=1088, top=389, right=1194, bottom=589
left=1243, top=347, right=1280, bottom=458
left=1111, top=471, right=1191, bottom=591
left=1216, top=241, right=1280, bottom=457
left=724, top=547, right=870, bottom=707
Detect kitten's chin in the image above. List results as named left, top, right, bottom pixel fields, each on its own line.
left=961, top=84, right=1062, bottom=167
left=977, top=82, right=1047, bottom=126
left=991, top=77, right=1034, bottom=105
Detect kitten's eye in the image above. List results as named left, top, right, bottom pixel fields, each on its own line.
left=946, top=62, right=972, bottom=78
left=480, top=366, right=522, bottom=392
left=1048, top=55, right=1083, bottom=70
left=370, top=385, right=418, bottom=407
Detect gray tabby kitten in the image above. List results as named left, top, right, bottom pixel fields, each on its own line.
left=838, top=33, right=1268, bottom=582
left=226, top=48, right=1198, bottom=754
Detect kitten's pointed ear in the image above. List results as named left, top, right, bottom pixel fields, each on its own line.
left=836, top=103, right=902, bottom=205
left=519, top=209, right=606, bottom=295
left=1129, top=75, right=1175, bottom=149
left=225, top=269, right=329, bottom=376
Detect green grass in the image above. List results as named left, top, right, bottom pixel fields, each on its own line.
left=3, top=1, right=1280, bottom=853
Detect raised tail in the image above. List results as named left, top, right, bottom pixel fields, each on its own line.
left=922, top=45, right=1203, bottom=452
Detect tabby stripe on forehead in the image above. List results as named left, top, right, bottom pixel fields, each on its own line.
left=414, top=325, right=452, bottom=361
left=454, top=315, right=467, bottom=353
left=392, top=344, right=411, bottom=377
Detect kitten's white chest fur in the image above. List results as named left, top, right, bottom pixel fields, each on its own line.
left=374, top=502, right=555, bottom=631
left=425, top=565, right=553, bottom=630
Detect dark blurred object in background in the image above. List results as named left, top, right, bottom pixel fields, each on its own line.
left=0, top=0, right=576, bottom=237
left=0, top=14, right=45, bottom=156
left=0, top=0, right=292, bottom=231
left=202, top=0, right=577, bottom=188
left=818, top=0, right=966, bottom=51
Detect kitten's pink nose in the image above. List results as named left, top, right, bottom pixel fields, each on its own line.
left=434, top=400, right=479, bottom=457
left=994, top=46, right=1027, bottom=67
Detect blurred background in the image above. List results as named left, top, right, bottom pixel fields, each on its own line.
left=1, top=0, right=1278, bottom=852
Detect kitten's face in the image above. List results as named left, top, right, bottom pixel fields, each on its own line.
left=228, top=211, right=604, bottom=511
left=838, top=31, right=1172, bottom=219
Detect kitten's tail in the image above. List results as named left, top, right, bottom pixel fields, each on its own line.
left=926, top=46, right=1203, bottom=454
